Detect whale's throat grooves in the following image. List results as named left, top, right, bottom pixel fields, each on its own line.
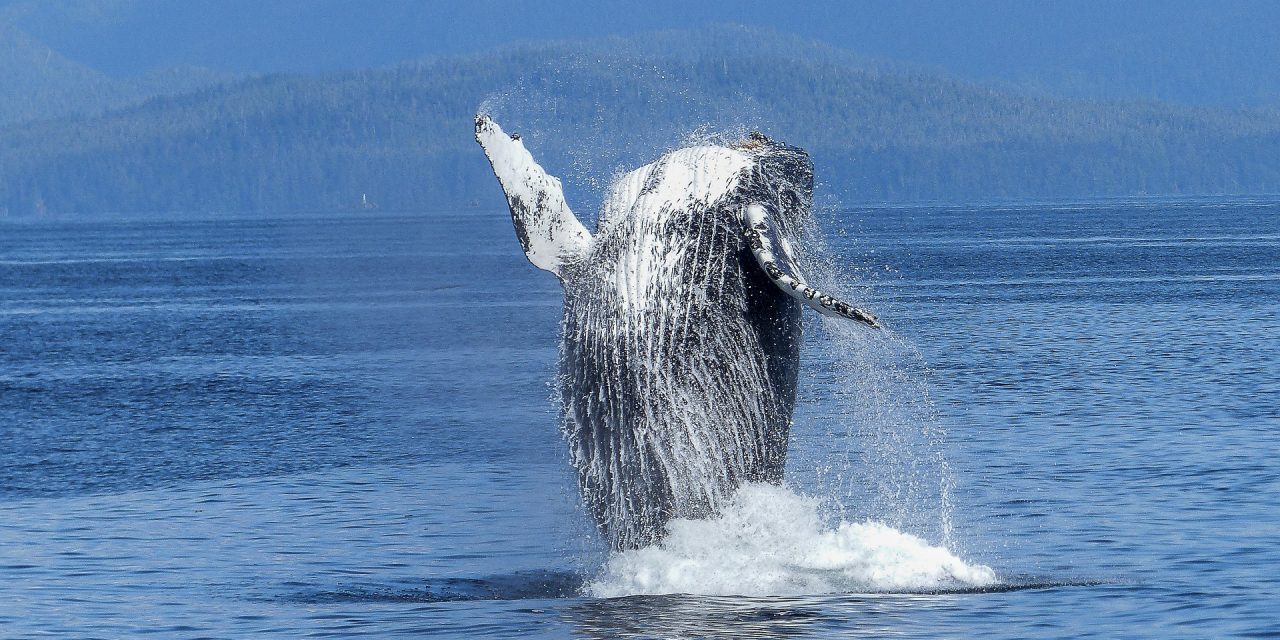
left=560, top=147, right=802, bottom=550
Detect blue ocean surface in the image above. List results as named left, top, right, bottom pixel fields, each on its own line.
left=1, top=199, right=1277, bottom=637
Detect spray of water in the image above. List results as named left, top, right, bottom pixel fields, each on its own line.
left=585, top=302, right=991, bottom=597
left=587, top=483, right=993, bottom=597
left=800, top=318, right=956, bottom=544
left=477, top=87, right=989, bottom=593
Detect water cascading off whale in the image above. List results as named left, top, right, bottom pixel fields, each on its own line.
left=476, top=115, right=880, bottom=550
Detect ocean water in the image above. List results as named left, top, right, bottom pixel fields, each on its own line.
left=1, top=199, right=1277, bottom=638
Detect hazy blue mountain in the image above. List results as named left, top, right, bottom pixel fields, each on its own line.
left=0, top=11, right=240, bottom=125
left=3, top=0, right=1279, bottom=107
left=3, top=26, right=1280, bottom=217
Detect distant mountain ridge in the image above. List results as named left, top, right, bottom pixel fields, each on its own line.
left=3, top=26, right=1280, bottom=216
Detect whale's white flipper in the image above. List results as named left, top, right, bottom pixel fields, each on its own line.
left=475, top=114, right=592, bottom=278
left=741, top=204, right=880, bottom=327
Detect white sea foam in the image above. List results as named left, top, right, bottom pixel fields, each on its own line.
left=587, top=483, right=997, bottom=597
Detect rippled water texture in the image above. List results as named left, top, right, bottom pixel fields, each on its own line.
left=1, top=199, right=1278, bottom=637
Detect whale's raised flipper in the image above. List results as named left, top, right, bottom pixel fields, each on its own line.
left=475, top=114, right=592, bottom=278
left=741, top=204, right=880, bottom=328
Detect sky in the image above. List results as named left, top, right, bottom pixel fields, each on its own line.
left=2, top=1, right=1269, bottom=71
left=4, top=0, right=1280, bottom=106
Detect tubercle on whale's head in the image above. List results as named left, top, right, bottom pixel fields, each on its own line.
left=733, top=131, right=772, bottom=151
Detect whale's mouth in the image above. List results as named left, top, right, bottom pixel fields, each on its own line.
left=741, top=204, right=880, bottom=328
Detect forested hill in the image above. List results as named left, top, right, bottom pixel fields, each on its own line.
left=4, top=26, right=1280, bottom=217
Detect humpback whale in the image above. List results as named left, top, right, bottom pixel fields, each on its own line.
left=476, top=115, right=879, bottom=550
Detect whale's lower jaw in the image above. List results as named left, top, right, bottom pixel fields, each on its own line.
left=559, top=247, right=802, bottom=551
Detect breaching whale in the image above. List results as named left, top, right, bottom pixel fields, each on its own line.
left=475, top=115, right=879, bottom=550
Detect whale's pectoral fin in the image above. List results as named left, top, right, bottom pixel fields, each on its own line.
left=475, top=114, right=592, bottom=278
left=741, top=204, right=880, bottom=328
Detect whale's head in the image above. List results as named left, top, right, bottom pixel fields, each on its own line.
left=733, top=132, right=814, bottom=237
left=728, top=133, right=879, bottom=328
